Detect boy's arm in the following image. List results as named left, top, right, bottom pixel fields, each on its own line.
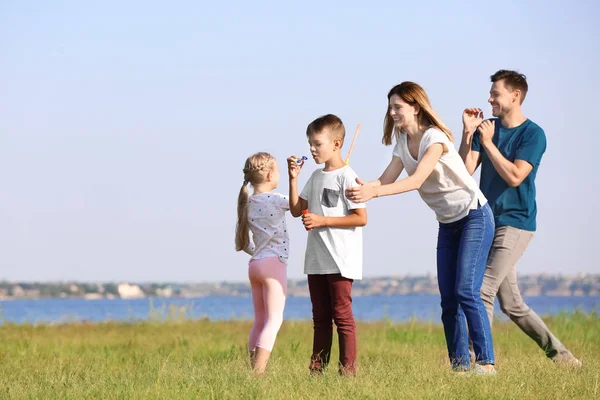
left=289, top=179, right=308, bottom=218
left=303, top=208, right=367, bottom=229
left=303, top=168, right=367, bottom=229
left=287, top=156, right=308, bottom=217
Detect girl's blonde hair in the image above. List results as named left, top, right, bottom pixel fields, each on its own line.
left=235, top=152, right=276, bottom=252
left=382, top=81, right=454, bottom=146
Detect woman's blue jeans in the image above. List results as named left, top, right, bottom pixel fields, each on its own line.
left=437, top=203, right=495, bottom=369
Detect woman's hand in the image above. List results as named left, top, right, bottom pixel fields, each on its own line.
left=345, top=177, right=377, bottom=203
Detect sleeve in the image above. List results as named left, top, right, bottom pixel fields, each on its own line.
left=472, top=131, right=482, bottom=152
left=273, top=193, right=290, bottom=211
left=515, top=126, right=547, bottom=167
left=422, top=129, right=450, bottom=153
left=243, top=232, right=256, bottom=256
left=392, top=140, right=402, bottom=158
left=341, top=168, right=366, bottom=210
left=299, top=173, right=313, bottom=201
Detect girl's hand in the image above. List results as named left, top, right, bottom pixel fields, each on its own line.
left=287, top=156, right=303, bottom=179
left=302, top=212, right=324, bottom=229
left=345, top=177, right=376, bottom=203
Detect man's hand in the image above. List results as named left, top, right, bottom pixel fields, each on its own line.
left=462, top=108, right=484, bottom=135
left=477, top=120, right=495, bottom=145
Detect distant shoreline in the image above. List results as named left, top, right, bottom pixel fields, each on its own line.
left=1, top=273, right=598, bottom=300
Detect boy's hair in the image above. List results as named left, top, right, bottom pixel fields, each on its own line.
left=383, top=81, right=453, bottom=146
left=235, top=152, right=276, bottom=252
left=306, top=114, right=345, bottom=144
left=491, top=70, right=529, bottom=104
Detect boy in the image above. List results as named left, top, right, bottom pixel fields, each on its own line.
left=287, top=114, right=367, bottom=376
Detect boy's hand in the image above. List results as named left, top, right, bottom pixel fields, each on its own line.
left=287, top=156, right=303, bottom=179
left=302, top=212, right=324, bottom=230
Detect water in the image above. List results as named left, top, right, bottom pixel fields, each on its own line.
left=1, top=295, right=598, bottom=325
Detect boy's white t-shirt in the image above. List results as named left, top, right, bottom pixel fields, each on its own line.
left=247, top=192, right=290, bottom=264
left=392, top=128, right=487, bottom=223
left=299, top=165, right=365, bottom=280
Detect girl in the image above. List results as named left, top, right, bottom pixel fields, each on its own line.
left=345, top=82, right=496, bottom=374
left=235, top=152, right=289, bottom=375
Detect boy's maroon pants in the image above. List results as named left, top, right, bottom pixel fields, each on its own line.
left=307, top=273, right=356, bottom=374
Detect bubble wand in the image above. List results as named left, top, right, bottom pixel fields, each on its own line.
left=345, top=123, right=361, bottom=165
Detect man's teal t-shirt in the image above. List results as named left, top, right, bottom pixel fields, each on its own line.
left=472, top=119, right=546, bottom=231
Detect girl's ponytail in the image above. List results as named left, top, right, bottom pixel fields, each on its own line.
left=235, top=180, right=250, bottom=252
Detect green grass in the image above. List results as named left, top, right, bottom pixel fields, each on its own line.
left=0, top=311, right=598, bottom=399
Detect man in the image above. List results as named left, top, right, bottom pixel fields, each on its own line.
left=459, top=70, right=581, bottom=365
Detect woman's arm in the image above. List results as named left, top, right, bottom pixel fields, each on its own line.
left=376, top=156, right=405, bottom=186
left=345, top=156, right=404, bottom=200
left=346, top=144, right=444, bottom=203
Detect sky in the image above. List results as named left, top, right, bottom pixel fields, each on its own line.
left=1, top=0, right=599, bottom=283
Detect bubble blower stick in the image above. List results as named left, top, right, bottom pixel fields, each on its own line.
left=301, top=209, right=313, bottom=231
left=344, top=123, right=361, bottom=165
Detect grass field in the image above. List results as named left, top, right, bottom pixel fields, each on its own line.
left=0, top=311, right=598, bottom=399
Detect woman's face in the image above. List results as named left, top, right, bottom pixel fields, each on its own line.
left=389, top=94, right=418, bottom=131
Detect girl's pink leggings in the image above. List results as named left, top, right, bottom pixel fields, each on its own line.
left=248, top=257, right=287, bottom=352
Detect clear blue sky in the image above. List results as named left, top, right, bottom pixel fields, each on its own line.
left=1, top=0, right=598, bottom=282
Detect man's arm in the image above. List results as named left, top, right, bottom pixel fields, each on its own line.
left=459, top=108, right=483, bottom=175
left=478, top=120, right=535, bottom=188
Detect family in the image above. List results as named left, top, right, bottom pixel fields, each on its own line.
left=234, top=69, right=581, bottom=376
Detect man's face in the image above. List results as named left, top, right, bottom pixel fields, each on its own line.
left=488, top=80, right=518, bottom=118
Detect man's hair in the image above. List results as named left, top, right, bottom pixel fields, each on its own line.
left=306, top=114, right=345, bottom=144
left=491, top=70, right=529, bottom=104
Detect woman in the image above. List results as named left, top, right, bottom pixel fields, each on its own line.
left=346, top=82, right=496, bottom=374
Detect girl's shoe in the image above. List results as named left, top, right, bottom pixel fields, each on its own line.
left=253, top=347, right=271, bottom=375
left=249, top=348, right=256, bottom=369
